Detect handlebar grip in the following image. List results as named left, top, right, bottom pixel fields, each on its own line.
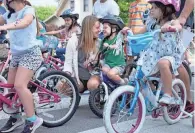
left=1, top=30, right=7, bottom=34
left=127, top=30, right=134, bottom=36
left=167, top=27, right=177, bottom=32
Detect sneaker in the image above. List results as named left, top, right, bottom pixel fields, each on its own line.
left=159, top=94, right=176, bottom=105
left=120, top=78, right=129, bottom=85
left=182, top=101, right=195, bottom=118
left=124, top=78, right=129, bottom=85
left=21, top=117, right=43, bottom=133
left=0, top=116, right=24, bottom=133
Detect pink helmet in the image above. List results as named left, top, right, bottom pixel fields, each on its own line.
left=148, top=0, right=181, bottom=12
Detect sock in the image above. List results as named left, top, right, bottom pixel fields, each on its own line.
left=11, top=113, right=21, bottom=119
left=119, top=79, right=125, bottom=85
left=26, top=115, right=37, bottom=122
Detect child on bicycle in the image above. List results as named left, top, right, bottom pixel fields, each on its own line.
left=43, top=9, right=81, bottom=61
left=124, top=0, right=184, bottom=104
left=98, top=15, right=127, bottom=85
left=0, top=0, right=43, bottom=132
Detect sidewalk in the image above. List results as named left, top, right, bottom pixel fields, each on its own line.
left=79, top=117, right=193, bottom=133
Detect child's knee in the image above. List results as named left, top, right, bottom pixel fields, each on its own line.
left=158, top=60, right=170, bottom=70
left=102, top=66, right=110, bottom=74
left=87, top=78, right=100, bottom=90
left=107, top=70, right=117, bottom=79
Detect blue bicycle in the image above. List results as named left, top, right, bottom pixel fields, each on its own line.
left=103, top=29, right=188, bottom=133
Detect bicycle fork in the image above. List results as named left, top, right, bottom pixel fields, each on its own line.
left=99, top=82, right=109, bottom=104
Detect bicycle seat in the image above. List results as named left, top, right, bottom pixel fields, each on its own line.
left=41, top=48, right=48, bottom=54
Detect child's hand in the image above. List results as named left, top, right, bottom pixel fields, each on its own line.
left=58, top=44, right=62, bottom=48
left=109, top=45, right=118, bottom=49
left=83, top=60, right=90, bottom=68
left=161, top=20, right=182, bottom=32
left=103, top=43, right=109, bottom=48
left=40, top=33, right=46, bottom=37
left=121, top=27, right=130, bottom=34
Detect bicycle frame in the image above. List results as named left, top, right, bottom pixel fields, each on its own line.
left=120, top=65, right=163, bottom=114
left=0, top=50, right=11, bottom=75
left=99, top=70, right=120, bottom=101
left=43, top=55, right=64, bottom=70
left=0, top=79, right=61, bottom=111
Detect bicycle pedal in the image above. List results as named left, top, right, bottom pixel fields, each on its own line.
left=159, top=103, right=168, bottom=106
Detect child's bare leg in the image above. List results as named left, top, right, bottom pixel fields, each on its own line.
left=107, top=67, right=126, bottom=84
left=158, top=60, right=172, bottom=96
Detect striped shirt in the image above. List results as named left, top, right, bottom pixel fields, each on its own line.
left=128, top=0, right=151, bottom=33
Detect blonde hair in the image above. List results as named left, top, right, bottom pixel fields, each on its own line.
left=78, top=15, right=99, bottom=55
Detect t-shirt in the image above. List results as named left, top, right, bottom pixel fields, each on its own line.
left=0, top=6, right=6, bottom=15
left=100, top=36, right=126, bottom=68
left=128, top=0, right=151, bottom=33
left=77, top=49, right=91, bottom=80
left=2, top=5, right=40, bottom=55
left=93, top=0, right=120, bottom=18
left=78, top=40, right=100, bottom=80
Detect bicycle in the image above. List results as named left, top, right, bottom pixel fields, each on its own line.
left=103, top=29, right=191, bottom=133
left=0, top=70, right=80, bottom=127
left=34, top=49, right=64, bottom=79
left=88, top=48, right=124, bottom=118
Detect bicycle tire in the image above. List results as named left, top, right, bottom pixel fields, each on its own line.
left=36, top=70, right=80, bottom=127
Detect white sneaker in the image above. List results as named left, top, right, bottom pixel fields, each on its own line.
left=121, top=78, right=129, bottom=85
left=159, top=94, right=176, bottom=105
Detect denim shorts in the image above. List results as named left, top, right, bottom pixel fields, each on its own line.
left=10, top=46, right=43, bottom=71
left=103, top=64, right=125, bottom=75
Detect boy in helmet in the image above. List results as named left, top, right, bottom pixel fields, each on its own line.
left=99, top=15, right=127, bottom=85
left=44, top=9, right=81, bottom=61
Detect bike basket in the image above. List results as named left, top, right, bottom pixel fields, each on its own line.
left=127, top=32, right=154, bottom=55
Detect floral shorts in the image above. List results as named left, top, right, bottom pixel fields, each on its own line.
left=10, top=46, right=43, bottom=71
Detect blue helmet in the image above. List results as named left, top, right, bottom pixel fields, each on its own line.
left=60, top=9, right=79, bottom=20
left=99, top=15, right=125, bottom=30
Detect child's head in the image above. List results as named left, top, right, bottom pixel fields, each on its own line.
left=100, top=15, right=125, bottom=38
left=4, top=0, right=31, bottom=18
left=60, top=9, right=79, bottom=31
left=79, top=15, right=100, bottom=54
left=148, top=0, right=180, bottom=21
left=0, top=0, right=3, bottom=5
left=4, top=0, right=29, bottom=9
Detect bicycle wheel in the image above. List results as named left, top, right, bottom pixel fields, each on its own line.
left=34, top=65, right=47, bottom=79
left=104, top=85, right=146, bottom=133
left=163, top=78, right=187, bottom=124
left=192, top=115, right=194, bottom=128
left=0, top=75, right=8, bottom=95
left=34, top=70, right=80, bottom=127
left=182, top=61, right=192, bottom=84
left=2, top=68, right=8, bottom=80
left=88, top=85, right=113, bottom=118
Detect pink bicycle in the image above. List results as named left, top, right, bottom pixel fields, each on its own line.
left=0, top=70, right=80, bottom=127
left=34, top=50, right=64, bottom=79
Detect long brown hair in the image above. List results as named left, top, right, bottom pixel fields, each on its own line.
left=78, top=15, right=99, bottom=55
left=150, top=1, right=176, bottom=22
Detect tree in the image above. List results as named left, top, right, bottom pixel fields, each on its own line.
left=116, top=0, right=134, bottom=24
left=35, top=6, right=57, bottom=21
